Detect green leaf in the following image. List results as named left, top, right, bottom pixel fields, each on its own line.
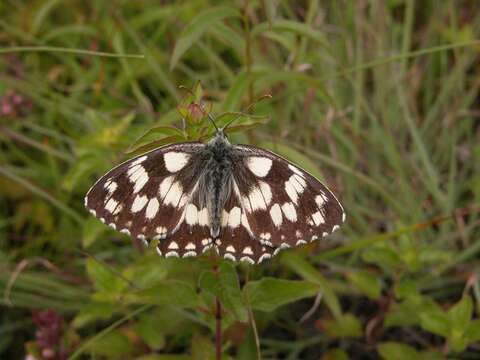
left=170, top=6, right=241, bottom=69
left=86, top=258, right=127, bottom=294
left=82, top=217, right=107, bottom=248
left=362, top=246, right=402, bottom=271
left=447, top=296, right=472, bottom=332
left=135, top=355, right=191, bottom=360
left=320, top=348, right=349, bottom=360
left=346, top=270, right=382, bottom=299
left=322, top=313, right=362, bottom=338
left=263, top=0, right=277, bottom=26
left=222, top=72, right=249, bottom=111
left=243, top=277, right=318, bottom=312
left=126, top=135, right=186, bottom=156
left=135, top=313, right=166, bottom=350
left=466, top=320, right=480, bottom=342
left=72, top=302, right=116, bottom=328
left=419, top=308, right=449, bottom=337
left=281, top=252, right=342, bottom=319
left=252, top=20, right=329, bottom=47
left=127, top=125, right=184, bottom=151
left=127, top=280, right=198, bottom=308
left=259, top=141, right=324, bottom=180
left=377, top=342, right=419, bottom=360
left=199, top=262, right=247, bottom=322
left=191, top=334, right=215, bottom=360
left=122, top=256, right=168, bottom=289
left=86, top=330, right=133, bottom=357
left=394, top=278, right=418, bottom=299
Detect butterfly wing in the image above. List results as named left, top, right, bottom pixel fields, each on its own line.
left=230, top=144, right=345, bottom=251
left=85, top=142, right=207, bottom=243
left=216, top=186, right=275, bottom=264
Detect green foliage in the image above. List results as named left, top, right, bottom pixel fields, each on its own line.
left=1, top=0, right=479, bottom=359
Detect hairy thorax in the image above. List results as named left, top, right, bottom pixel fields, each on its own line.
left=199, top=133, right=236, bottom=238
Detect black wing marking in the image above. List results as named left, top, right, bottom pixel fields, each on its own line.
left=231, top=144, right=345, bottom=251
left=85, top=142, right=205, bottom=241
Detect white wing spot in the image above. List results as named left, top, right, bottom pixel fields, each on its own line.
left=226, top=245, right=236, bottom=253
left=247, top=157, right=272, bottom=177
left=120, top=228, right=130, bottom=235
left=130, top=155, right=147, bottom=168
left=258, top=253, right=271, bottom=263
left=145, top=198, right=160, bottom=219
left=127, top=165, right=149, bottom=193
left=260, top=232, right=271, bottom=240
left=105, top=198, right=118, bottom=213
left=185, top=204, right=198, bottom=225
left=311, top=211, right=325, bottom=226
left=332, top=225, right=340, bottom=232
left=260, top=239, right=273, bottom=247
left=296, top=239, right=307, bottom=245
left=198, top=208, right=209, bottom=226
left=285, top=180, right=299, bottom=204
left=224, top=253, right=236, bottom=261
left=228, top=207, right=241, bottom=228
left=183, top=251, right=197, bottom=257
left=159, top=176, right=174, bottom=199
left=201, top=238, right=212, bottom=246
left=186, top=242, right=196, bottom=250
left=248, top=186, right=267, bottom=211
left=105, top=181, right=118, bottom=194
left=269, top=203, right=283, bottom=227
left=273, top=243, right=290, bottom=255
left=242, top=246, right=254, bottom=255
left=240, top=256, right=255, bottom=264
left=154, top=226, right=167, bottom=239
left=165, top=251, right=179, bottom=258
left=164, top=152, right=190, bottom=173
left=288, top=164, right=305, bottom=178
left=258, top=181, right=272, bottom=205
left=281, top=202, right=297, bottom=222
left=342, top=212, right=346, bottom=222
left=168, top=241, right=179, bottom=250
left=156, top=247, right=162, bottom=256
left=164, top=181, right=183, bottom=206
left=315, top=195, right=326, bottom=208
left=132, top=195, right=148, bottom=212
left=112, top=203, right=123, bottom=216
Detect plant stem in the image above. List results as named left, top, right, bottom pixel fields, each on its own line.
left=215, top=295, right=222, bottom=360
left=243, top=1, right=253, bottom=104
left=213, top=264, right=222, bottom=359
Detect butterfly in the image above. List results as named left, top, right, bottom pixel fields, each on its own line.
left=85, top=122, right=345, bottom=264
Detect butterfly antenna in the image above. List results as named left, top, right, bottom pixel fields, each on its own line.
left=221, top=113, right=243, bottom=132
left=207, top=112, right=219, bottom=132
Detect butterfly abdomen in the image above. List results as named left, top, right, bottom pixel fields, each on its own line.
left=202, top=138, right=235, bottom=238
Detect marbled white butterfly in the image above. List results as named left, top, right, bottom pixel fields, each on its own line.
left=85, top=126, right=345, bottom=264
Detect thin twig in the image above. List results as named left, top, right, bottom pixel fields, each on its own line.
left=0, top=46, right=144, bottom=58
left=213, top=264, right=222, bottom=360
left=244, top=267, right=261, bottom=359
left=215, top=295, right=222, bottom=360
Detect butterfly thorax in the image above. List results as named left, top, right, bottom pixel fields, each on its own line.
left=199, top=132, right=235, bottom=238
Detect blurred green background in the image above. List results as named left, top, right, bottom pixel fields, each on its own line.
left=1, top=1, right=480, bottom=359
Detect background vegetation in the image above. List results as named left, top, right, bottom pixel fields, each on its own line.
left=1, top=1, right=480, bottom=359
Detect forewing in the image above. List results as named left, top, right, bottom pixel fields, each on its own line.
left=231, top=144, right=345, bottom=250
left=85, top=142, right=205, bottom=241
